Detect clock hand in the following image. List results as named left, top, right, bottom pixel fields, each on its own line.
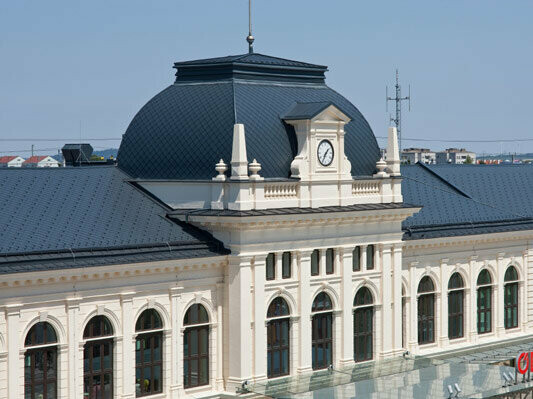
left=324, top=148, right=330, bottom=159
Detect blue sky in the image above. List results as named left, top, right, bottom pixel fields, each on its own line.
left=1, top=1, right=532, bottom=156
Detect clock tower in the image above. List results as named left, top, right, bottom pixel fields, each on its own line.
left=283, top=102, right=353, bottom=182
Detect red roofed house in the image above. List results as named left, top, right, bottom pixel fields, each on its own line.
left=22, top=155, right=60, bottom=168
left=0, top=155, right=25, bottom=167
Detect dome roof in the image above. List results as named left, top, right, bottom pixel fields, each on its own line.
left=118, top=53, right=380, bottom=180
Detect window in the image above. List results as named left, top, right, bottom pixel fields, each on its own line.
left=24, top=322, right=58, bottom=399
left=504, top=266, right=519, bottom=329
left=352, top=246, right=361, bottom=272
left=266, top=253, right=275, bottom=281
left=311, top=292, right=333, bottom=370
left=448, top=273, right=464, bottom=339
left=183, top=304, right=209, bottom=389
left=282, top=252, right=291, bottom=279
left=477, top=269, right=492, bottom=334
left=267, top=297, right=290, bottom=378
left=417, top=276, right=435, bottom=344
left=366, top=245, right=375, bottom=270
left=83, top=316, right=114, bottom=399
left=311, top=249, right=320, bottom=276
left=326, top=248, right=334, bottom=274
left=135, top=309, right=163, bottom=397
left=353, top=287, right=373, bottom=362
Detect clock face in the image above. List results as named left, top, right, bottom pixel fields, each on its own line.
left=317, top=140, right=334, bottom=166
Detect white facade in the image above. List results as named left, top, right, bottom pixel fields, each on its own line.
left=1, top=124, right=532, bottom=399
left=436, top=148, right=476, bottom=164
left=23, top=156, right=60, bottom=168
left=401, top=148, right=436, bottom=165
left=0, top=157, right=25, bottom=168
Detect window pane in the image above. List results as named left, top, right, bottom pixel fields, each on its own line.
left=190, top=330, right=198, bottom=356
left=154, top=334, right=162, bottom=361
left=311, top=250, right=319, bottom=276
left=326, top=248, right=334, bottom=274
left=266, top=253, right=275, bottom=280
left=47, top=381, right=57, bottom=399
left=154, top=365, right=162, bottom=391
left=282, top=252, right=291, bottom=279
left=353, top=247, right=360, bottom=272
left=366, top=245, right=374, bottom=270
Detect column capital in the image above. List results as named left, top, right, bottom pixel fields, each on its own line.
left=440, top=258, right=449, bottom=265
left=169, top=286, right=184, bottom=298
left=120, top=292, right=136, bottom=303
left=65, top=297, right=80, bottom=309
left=228, top=255, right=254, bottom=267
left=5, top=304, right=22, bottom=317
left=297, top=249, right=315, bottom=258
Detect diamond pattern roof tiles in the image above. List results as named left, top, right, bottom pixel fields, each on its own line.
left=118, top=79, right=380, bottom=180
left=401, top=163, right=533, bottom=239
left=0, top=166, right=227, bottom=273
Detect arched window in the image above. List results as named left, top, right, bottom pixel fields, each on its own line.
left=183, top=304, right=209, bottom=388
left=504, top=266, right=519, bottom=329
left=417, top=276, right=435, bottom=344
left=448, top=273, right=464, bottom=339
left=135, top=309, right=163, bottom=396
left=24, top=322, right=58, bottom=399
left=353, top=287, right=373, bottom=362
left=477, top=269, right=492, bottom=334
left=267, top=297, right=290, bottom=378
left=83, top=316, right=114, bottom=399
left=311, top=292, right=333, bottom=370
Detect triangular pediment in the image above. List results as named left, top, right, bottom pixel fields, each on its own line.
left=282, top=101, right=351, bottom=123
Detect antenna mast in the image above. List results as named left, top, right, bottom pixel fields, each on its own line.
left=246, top=0, right=254, bottom=53
left=386, top=69, right=411, bottom=151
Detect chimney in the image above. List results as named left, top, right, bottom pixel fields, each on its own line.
left=230, top=124, right=249, bottom=180
left=386, top=126, right=401, bottom=176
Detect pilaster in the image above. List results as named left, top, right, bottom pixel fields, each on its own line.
left=65, top=298, right=80, bottom=399
left=381, top=245, right=393, bottom=356
left=6, top=304, right=21, bottom=399
left=392, top=245, right=403, bottom=353
left=253, top=256, right=267, bottom=381
left=120, top=292, right=135, bottom=399
left=496, top=253, right=505, bottom=336
left=298, top=250, right=313, bottom=373
left=340, top=247, right=354, bottom=366
left=169, top=286, right=184, bottom=397
left=439, top=259, right=448, bottom=346
left=215, top=282, right=225, bottom=391
left=227, top=256, right=253, bottom=391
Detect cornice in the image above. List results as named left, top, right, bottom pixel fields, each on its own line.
left=402, top=230, right=533, bottom=251
left=0, top=256, right=228, bottom=289
left=181, top=208, right=418, bottom=231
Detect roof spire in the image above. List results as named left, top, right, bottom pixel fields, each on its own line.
left=246, top=0, right=254, bottom=53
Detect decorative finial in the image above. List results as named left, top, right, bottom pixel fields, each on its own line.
left=246, top=0, right=254, bottom=53
left=249, top=159, right=263, bottom=181
left=213, top=159, right=228, bottom=181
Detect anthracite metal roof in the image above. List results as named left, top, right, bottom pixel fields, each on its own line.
left=401, top=163, right=533, bottom=239
left=0, top=166, right=227, bottom=274
left=117, top=53, right=380, bottom=180
left=282, top=101, right=343, bottom=121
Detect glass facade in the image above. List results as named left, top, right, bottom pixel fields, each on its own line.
left=24, top=322, right=58, bottom=399
left=353, top=287, right=373, bottom=362
left=83, top=316, right=114, bottom=399
left=135, top=309, right=163, bottom=396
left=417, top=277, right=435, bottom=344
left=312, top=293, right=333, bottom=370
left=267, top=298, right=291, bottom=378
left=183, top=304, right=209, bottom=388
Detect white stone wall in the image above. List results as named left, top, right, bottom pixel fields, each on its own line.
left=1, top=231, right=532, bottom=398
left=0, top=257, right=224, bottom=399
left=403, top=232, right=532, bottom=356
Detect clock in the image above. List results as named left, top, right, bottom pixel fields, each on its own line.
left=317, top=140, right=334, bottom=166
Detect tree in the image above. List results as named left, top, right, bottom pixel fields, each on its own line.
left=464, top=155, right=474, bottom=164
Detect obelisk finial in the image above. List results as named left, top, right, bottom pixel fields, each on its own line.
left=246, top=0, right=254, bottom=53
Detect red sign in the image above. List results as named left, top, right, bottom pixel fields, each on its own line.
left=517, top=352, right=533, bottom=375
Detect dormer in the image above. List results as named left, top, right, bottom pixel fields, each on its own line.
left=283, top=102, right=352, bottom=182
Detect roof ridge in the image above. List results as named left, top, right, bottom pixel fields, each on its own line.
left=403, top=168, right=530, bottom=221
left=416, top=162, right=472, bottom=198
